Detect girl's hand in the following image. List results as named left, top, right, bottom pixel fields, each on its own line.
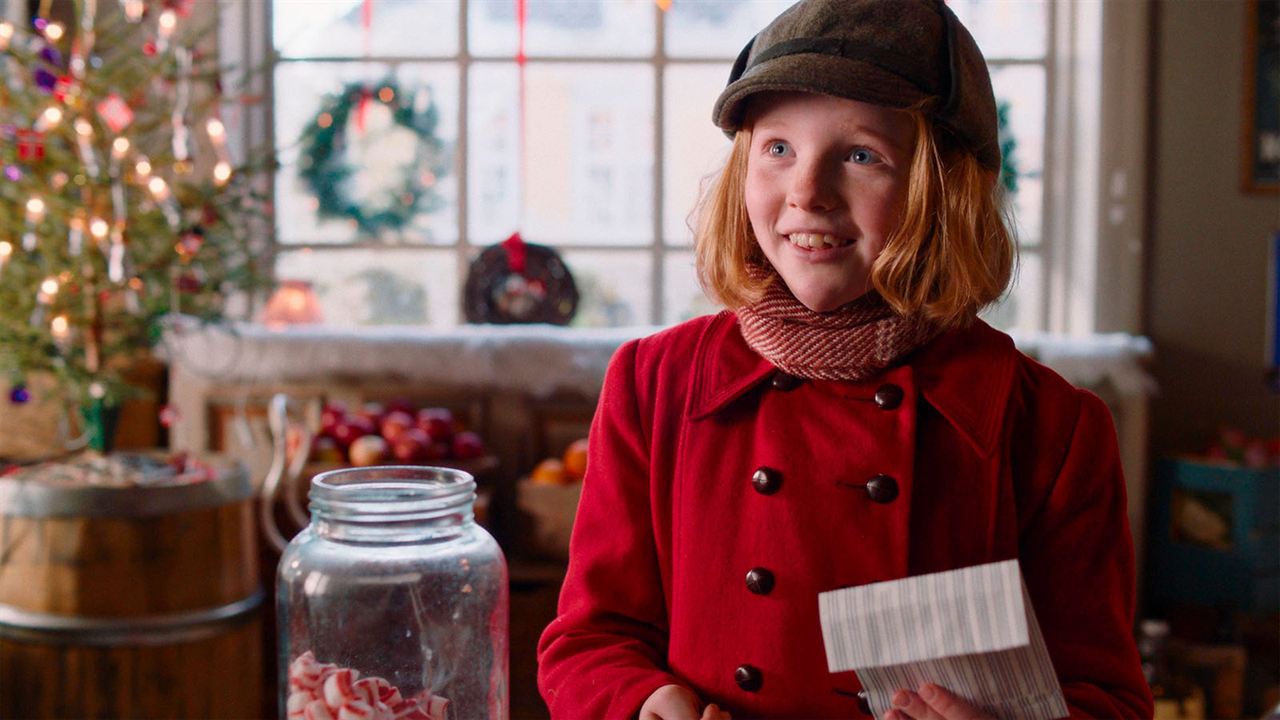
left=882, top=683, right=994, bottom=720
left=639, top=684, right=731, bottom=720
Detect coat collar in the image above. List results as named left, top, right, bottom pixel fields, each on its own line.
left=688, top=311, right=1020, bottom=457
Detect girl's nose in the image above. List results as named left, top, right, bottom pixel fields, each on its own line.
left=786, top=158, right=840, bottom=211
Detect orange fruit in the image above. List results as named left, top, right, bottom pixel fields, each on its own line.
left=562, top=438, right=589, bottom=480
left=530, top=458, right=565, bottom=485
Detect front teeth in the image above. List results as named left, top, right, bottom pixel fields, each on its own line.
left=787, top=233, right=846, bottom=249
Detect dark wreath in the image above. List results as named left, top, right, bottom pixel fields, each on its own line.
left=463, top=239, right=579, bottom=325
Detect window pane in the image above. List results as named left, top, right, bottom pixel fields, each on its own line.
left=469, top=0, right=654, bottom=57
left=273, top=0, right=459, bottom=59
left=559, top=250, right=651, bottom=327
left=275, top=62, right=459, bottom=245
left=277, top=248, right=461, bottom=327
left=663, top=251, right=717, bottom=325
left=982, top=249, right=1042, bottom=334
left=468, top=63, right=653, bottom=247
left=664, top=63, right=734, bottom=246
left=664, top=0, right=795, bottom=59
left=949, top=0, right=1047, bottom=60
left=990, top=64, right=1046, bottom=246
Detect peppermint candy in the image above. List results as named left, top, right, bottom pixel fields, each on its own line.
left=287, top=652, right=450, bottom=720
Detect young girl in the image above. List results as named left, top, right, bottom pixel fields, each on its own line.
left=538, top=1, right=1154, bottom=718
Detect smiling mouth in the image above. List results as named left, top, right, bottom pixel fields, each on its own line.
left=786, top=233, right=853, bottom=250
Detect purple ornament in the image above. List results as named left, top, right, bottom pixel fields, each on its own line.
left=3, top=166, right=20, bottom=181
left=39, top=45, right=61, bottom=66
left=9, top=385, right=30, bottom=405
left=32, top=18, right=47, bottom=31
left=34, top=68, right=57, bottom=92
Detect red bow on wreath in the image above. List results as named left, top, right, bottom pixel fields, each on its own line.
left=503, top=232, right=528, bottom=275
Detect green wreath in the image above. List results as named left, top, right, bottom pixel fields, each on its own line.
left=297, top=79, right=451, bottom=238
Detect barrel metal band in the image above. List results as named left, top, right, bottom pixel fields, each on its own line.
left=0, top=588, right=264, bottom=646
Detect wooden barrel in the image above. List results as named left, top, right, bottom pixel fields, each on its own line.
left=0, top=461, right=262, bottom=718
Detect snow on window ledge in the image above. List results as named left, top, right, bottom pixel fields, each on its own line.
left=159, top=316, right=1155, bottom=399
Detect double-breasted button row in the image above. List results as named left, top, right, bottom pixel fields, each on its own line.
left=744, top=567, right=774, bottom=595
left=864, top=474, right=899, bottom=503
left=770, top=370, right=802, bottom=391
left=751, top=466, right=782, bottom=495
left=838, top=473, right=899, bottom=504
left=873, top=383, right=904, bottom=409
left=734, top=664, right=762, bottom=692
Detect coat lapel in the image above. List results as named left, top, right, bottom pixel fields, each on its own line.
left=689, top=312, right=1020, bottom=459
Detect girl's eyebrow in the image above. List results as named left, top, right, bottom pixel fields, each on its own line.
left=753, top=120, right=909, bottom=153
left=843, top=124, right=911, bottom=153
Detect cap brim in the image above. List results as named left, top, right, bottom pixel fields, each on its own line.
left=712, top=53, right=929, bottom=133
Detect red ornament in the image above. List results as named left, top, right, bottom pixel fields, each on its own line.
left=176, top=273, right=202, bottom=293
left=53, top=75, right=75, bottom=103
left=175, top=227, right=204, bottom=260
left=158, top=404, right=181, bottom=427
left=16, top=130, right=45, bottom=161
left=143, top=41, right=157, bottom=56
left=96, top=94, right=135, bottom=133
left=165, top=0, right=195, bottom=17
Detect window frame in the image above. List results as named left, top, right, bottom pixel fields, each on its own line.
left=216, top=0, right=1150, bottom=335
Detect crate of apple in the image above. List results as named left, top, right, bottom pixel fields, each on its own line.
left=313, top=401, right=493, bottom=473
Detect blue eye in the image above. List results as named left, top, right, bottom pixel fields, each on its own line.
left=768, top=142, right=789, bottom=156
left=850, top=148, right=878, bottom=165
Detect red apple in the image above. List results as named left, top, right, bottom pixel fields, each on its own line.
left=416, top=407, right=455, bottom=443
left=379, top=410, right=416, bottom=443
left=331, top=414, right=375, bottom=449
left=392, top=428, right=431, bottom=463
left=356, top=401, right=386, bottom=426
left=320, top=402, right=347, bottom=433
left=348, top=435, right=389, bottom=466
left=450, top=431, right=485, bottom=460
left=348, top=414, right=377, bottom=435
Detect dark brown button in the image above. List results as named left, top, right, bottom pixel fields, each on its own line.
left=751, top=466, right=782, bottom=495
left=865, top=474, right=899, bottom=503
left=734, top=664, right=762, bottom=692
left=856, top=690, right=872, bottom=715
left=770, top=371, right=801, bottom=391
left=745, top=567, right=775, bottom=595
left=873, top=383, right=904, bottom=410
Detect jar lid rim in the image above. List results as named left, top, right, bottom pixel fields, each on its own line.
left=311, top=466, right=475, bottom=503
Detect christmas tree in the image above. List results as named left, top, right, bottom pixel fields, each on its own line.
left=0, top=0, right=269, bottom=451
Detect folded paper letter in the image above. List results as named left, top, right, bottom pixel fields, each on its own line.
left=818, top=559, right=1069, bottom=719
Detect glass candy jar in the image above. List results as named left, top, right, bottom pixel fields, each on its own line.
left=278, top=466, right=508, bottom=720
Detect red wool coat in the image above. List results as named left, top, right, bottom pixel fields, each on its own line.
left=537, top=312, right=1154, bottom=719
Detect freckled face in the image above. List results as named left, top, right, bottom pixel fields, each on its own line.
left=743, top=92, right=916, bottom=312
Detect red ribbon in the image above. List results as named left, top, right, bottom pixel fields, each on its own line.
left=516, top=0, right=527, bottom=222
left=357, top=0, right=374, bottom=132
left=504, top=232, right=527, bottom=275
left=356, top=87, right=371, bottom=132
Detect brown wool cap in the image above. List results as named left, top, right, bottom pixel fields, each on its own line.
left=712, top=0, right=1001, bottom=171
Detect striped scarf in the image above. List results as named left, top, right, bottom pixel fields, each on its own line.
left=735, top=268, right=941, bottom=382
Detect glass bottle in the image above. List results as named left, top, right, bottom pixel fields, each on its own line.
left=278, top=466, right=508, bottom=720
